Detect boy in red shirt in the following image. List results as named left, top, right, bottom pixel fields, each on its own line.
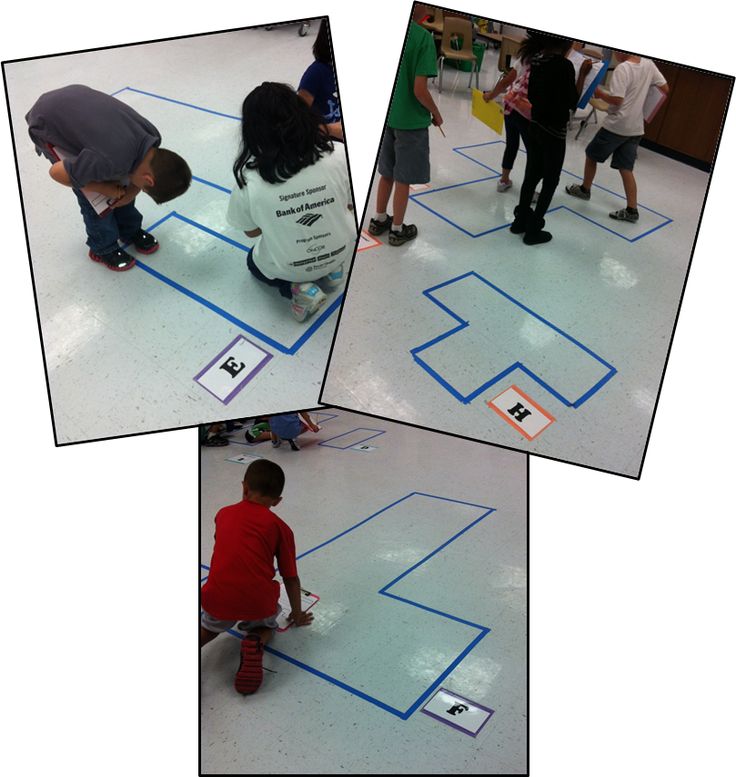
left=200, top=459, right=313, bottom=694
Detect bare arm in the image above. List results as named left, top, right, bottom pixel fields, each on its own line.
left=593, top=87, right=624, bottom=106
left=483, top=68, right=517, bottom=102
left=414, top=75, right=442, bottom=127
left=299, top=411, right=319, bottom=432
left=576, top=59, right=594, bottom=97
left=326, top=121, right=344, bottom=141
left=283, top=576, right=313, bottom=626
left=245, top=228, right=262, bottom=238
left=297, top=89, right=315, bottom=108
left=49, top=161, right=126, bottom=200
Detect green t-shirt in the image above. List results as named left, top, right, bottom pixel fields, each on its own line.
left=388, top=22, right=438, bottom=130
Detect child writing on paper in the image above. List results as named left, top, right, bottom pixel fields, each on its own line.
left=227, top=82, right=355, bottom=323
left=368, top=3, right=442, bottom=247
left=510, top=33, right=592, bottom=245
left=26, top=84, right=191, bottom=271
left=200, top=459, right=313, bottom=695
left=566, top=52, right=668, bottom=222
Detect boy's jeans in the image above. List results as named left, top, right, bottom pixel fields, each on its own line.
left=73, top=189, right=143, bottom=255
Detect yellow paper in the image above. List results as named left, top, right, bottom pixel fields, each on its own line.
left=471, top=89, right=504, bottom=135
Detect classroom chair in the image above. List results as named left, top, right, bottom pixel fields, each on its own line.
left=498, top=34, right=522, bottom=73
left=423, top=7, right=444, bottom=35
left=437, top=16, right=480, bottom=93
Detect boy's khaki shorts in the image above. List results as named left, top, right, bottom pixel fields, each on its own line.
left=201, top=604, right=281, bottom=633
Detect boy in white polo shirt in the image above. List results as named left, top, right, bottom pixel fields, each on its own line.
left=566, top=53, right=668, bottom=222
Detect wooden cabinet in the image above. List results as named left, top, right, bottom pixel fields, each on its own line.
left=643, top=62, right=732, bottom=170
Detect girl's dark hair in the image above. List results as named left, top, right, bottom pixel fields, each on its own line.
left=233, top=82, right=334, bottom=188
left=518, top=30, right=573, bottom=63
left=313, top=18, right=332, bottom=65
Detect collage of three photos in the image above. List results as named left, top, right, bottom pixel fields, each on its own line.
left=3, top=3, right=733, bottom=775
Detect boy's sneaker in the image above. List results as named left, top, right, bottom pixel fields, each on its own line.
left=317, top=264, right=344, bottom=291
left=565, top=183, right=591, bottom=201
left=368, top=215, right=392, bottom=235
left=88, top=247, right=136, bottom=272
left=290, top=282, right=327, bottom=323
left=271, top=434, right=281, bottom=448
left=234, top=634, right=264, bottom=695
left=496, top=179, right=512, bottom=192
left=130, top=229, right=159, bottom=254
left=287, top=438, right=300, bottom=451
left=388, top=223, right=418, bottom=246
left=609, top=207, right=639, bottom=223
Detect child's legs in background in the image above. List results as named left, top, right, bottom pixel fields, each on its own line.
left=73, top=190, right=123, bottom=255
left=619, top=169, right=638, bottom=208
left=376, top=175, right=394, bottom=214
left=376, top=127, right=397, bottom=214
left=533, top=129, right=566, bottom=219
left=501, top=110, right=529, bottom=176
left=392, top=129, right=429, bottom=224
left=246, top=252, right=293, bottom=299
left=611, top=135, right=642, bottom=208
left=518, top=125, right=545, bottom=212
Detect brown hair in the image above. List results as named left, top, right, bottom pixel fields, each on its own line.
left=147, top=147, right=192, bottom=204
left=244, top=459, right=285, bottom=499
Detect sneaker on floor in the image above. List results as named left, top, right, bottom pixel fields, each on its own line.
left=290, top=282, right=327, bottom=322
left=202, top=434, right=229, bottom=447
left=388, top=223, right=418, bottom=246
left=368, top=215, right=392, bottom=235
left=565, top=183, right=591, bottom=201
left=609, top=207, right=639, bottom=222
left=88, top=247, right=136, bottom=271
left=271, top=434, right=281, bottom=448
left=234, top=634, right=264, bottom=695
left=496, top=179, right=512, bottom=192
left=129, top=229, right=159, bottom=254
left=287, top=438, right=300, bottom=451
left=317, top=263, right=344, bottom=291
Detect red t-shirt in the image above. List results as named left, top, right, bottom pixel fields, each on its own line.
left=201, top=500, right=298, bottom=621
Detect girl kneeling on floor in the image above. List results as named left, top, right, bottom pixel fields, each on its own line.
left=227, top=82, right=355, bottom=322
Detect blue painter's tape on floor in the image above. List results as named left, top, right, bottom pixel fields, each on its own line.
left=134, top=211, right=341, bottom=355
left=411, top=271, right=617, bottom=408
left=318, top=427, right=386, bottom=450
left=408, top=140, right=673, bottom=241
left=203, top=493, right=494, bottom=719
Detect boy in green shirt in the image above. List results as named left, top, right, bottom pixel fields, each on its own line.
left=369, top=4, right=442, bottom=246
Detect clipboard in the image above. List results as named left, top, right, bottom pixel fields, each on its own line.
left=274, top=584, right=320, bottom=632
left=49, top=145, right=117, bottom=217
left=471, top=89, right=505, bottom=135
left=577, top=58, right=610, bottom=109
left=643, top=84, right=667, bottom=123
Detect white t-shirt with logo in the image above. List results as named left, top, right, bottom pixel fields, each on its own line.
left=602, top=58, right=667, bottom=137
left=227, top=143, right=355, bottom=283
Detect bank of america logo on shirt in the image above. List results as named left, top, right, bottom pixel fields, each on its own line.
left=297, top=213, right=323, bottom=227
